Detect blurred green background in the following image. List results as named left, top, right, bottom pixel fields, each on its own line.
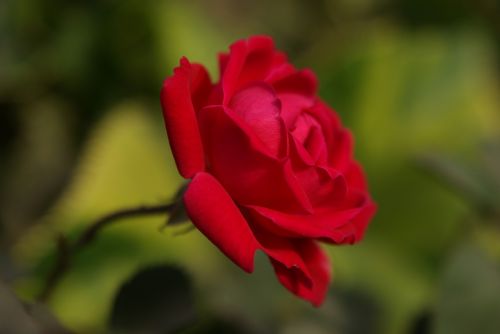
left=1, top=0, right=500, bottom=333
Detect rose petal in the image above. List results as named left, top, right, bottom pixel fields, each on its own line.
left=246, top=181, right=372, bottom=244
left=161, top=57, right=211, bottom=178
left=351, top=197, right=377, bottom=242
left=247, top=204, right=363, bottom=242
left=221, top=36, right=283, bottom=104
left=270, top=240, right=331, bottom=306
left=218, top=52, right=230, bottom=80
left=288, top=136, right=347, bottom=207
left=278, top=93, right=313, bottom=129
left=295, top=165, right=347, bottom=207
left=270, top=68, right=318, bottom=97
left=307, top=101, right=353, bottom=172
left=345, top=161, right=368, bottom=191
left=198, top=105, right=312, bottom=214
left=319, top=191, right=376, bottom=244
left=330, top=129, right=353, bottom=172
left=183, top=172, right=260, bottom=273
left=249, top=223, right=330, bottom=306
left=229, top=83, right=286, bottom=157
left=290, top=113, right=330, bottom=164
left=250, top=224, right=310, bottom=277
left=267, top=68, right=317, bottom=129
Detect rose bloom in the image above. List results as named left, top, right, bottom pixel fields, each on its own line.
left=161, top=36, right=376, bottom=306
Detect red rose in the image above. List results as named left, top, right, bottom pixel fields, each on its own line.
left=161, top=36, right=376, bottom=306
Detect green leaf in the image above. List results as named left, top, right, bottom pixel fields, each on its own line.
left=416, top=153, right=495, bottom=216
left=434, top=245, right=500, bottom=334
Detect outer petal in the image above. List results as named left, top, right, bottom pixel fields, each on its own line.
left=270, top=240, right=331, bottom=306
left=161, top=57, right=211, bottom=178
left=188, top=63, right=213, bottom=112
left=320, top=191, right=377, bottom=244
left=221, top=36, right=284, bottom=104
left=246, top=204, right=364, bottom=241
left=251, top=224, right=311, bottom=277
left=343, top=196, right=377, bottom=243
left=268, top=68, right=318, bottom=97
left=345, top=161, right=368, bottom=191
left=183, top=172, right=260, bottom=273
left=218, top=52, right=230, bottom=81
left=248, top=223, right=330, bottom=306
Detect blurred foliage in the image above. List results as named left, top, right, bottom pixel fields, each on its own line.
left=434, top=245, right=500, bottom=334
left=0, top=281, right=69, bottom=334
left=109, top=264, right=196, bottom=333
left=1, top=0, right=500, bottom=333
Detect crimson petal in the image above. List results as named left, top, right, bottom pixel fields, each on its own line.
left=229, top=83, right=286, bottom=157
left=247, top=204, right=364, bottom=242
left=184, top=172, right=260, bottom=273
left=198, top=105, right=312, bottom=214
left=270, top=240, right=331, bottom=306
left=221, top=36, right=282, bottom=104
left=160, top=57, right=211, bottom=178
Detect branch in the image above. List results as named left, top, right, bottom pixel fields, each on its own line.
left=38, top=203, right=177, bottom=302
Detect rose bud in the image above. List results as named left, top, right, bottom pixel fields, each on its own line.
left=161, top=35, right=376, bottom=306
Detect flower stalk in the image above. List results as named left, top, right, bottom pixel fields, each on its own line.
left=38, top=203, right=176, bottom=302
